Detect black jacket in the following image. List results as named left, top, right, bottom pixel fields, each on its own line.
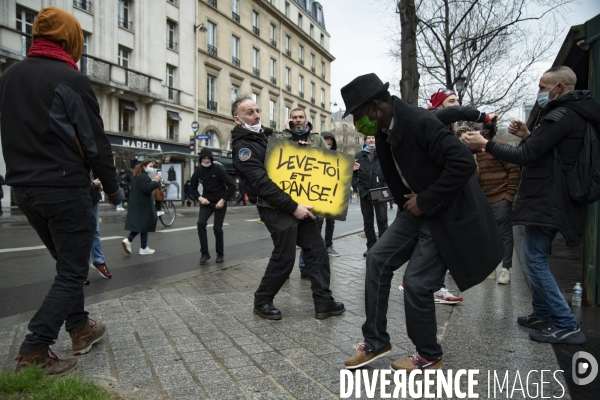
left=190, top=148, right=236, bottom=203
left=0, top=57, right=118, bottom=195
left=321, top=132, right=337, bottom=151
left=231, top=125, right=298, bottom=214
left=377, top=96, right=503, bottom=291
left=352, top=147, right=386, bottom=198
left=486, top=90, right=600, bottom=246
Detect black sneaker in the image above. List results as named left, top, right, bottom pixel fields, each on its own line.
left=529, top=326, right=586, bottom=345
left=517, top=314, right=552, bottom=330
left=315, top=301, right=345, bottom=319
left=199, top=254, right=211, bottom=264
left=253, top=303, right=282, bottom=320
left=327, top=247, right=340, bottom=257
left=216, top=255, right=224, bottom=263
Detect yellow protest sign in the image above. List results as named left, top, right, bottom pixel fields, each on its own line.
left=265, top=137, right=354, bottom=221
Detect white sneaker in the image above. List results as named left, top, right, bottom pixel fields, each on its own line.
left=157, top=211, right=165, bottom=217
left=498, top=268, right=511, bottom=285
left=139, top=247, right=155, bottom=255
left=487, top=270, right=497, bottom=280
left=121, top=238, right=132, bottom=255
left=433, top=287, right=463, bottom=304
left=116, top=207, right=125, bottom=212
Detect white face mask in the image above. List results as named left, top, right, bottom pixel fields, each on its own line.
left=201, top=162, right=211, bottom=168
left=146, top=167, right=154, bottom=173
left=237, top=116, right=261, bottom=133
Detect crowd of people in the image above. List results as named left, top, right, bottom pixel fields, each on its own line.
left=1, top=6, right=598, bottom=377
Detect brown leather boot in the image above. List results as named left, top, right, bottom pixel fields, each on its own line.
left=15, top=346, right=77, bottom=376
left=70, top=319, right=106, bottom=355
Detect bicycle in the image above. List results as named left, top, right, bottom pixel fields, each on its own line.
left=159, top=200, right=177, bottom=227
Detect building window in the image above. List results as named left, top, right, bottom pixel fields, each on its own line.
left=166, top=65, right=178, bottom=102
left=231, top=35, right=240, bottom=66
left=118, top=46, right=130, bottom=68
left=252, top=48, right=260, bottom=76
left=320, top=33, right=324, bottom=46
left=310, top=82, right=315, bottom=103
left=252, top=92, right=259, bottom=105
left=270, top=58, right=276, bottom=84
left=285, top=106, right=291, bottom=121
left=310, top=115, right=315, bottom=127
left=285, top=67, right=291, bottom=92
left=207, top=21, right=217, bottom=56
left=118, top=0, right=133, bottom=30
left=310, top=54, right=315, bottom=72
left=231, top=0, right=240, bottom=22
left=285, top=35, right=291, bottom=56
left=321, top=120, right=325, bottom=132
left=298, top=13, right=302, bottom=28
left=207, top=75, right=217, bottom=111
left=298, top=45, right=304, bottom=64
left=299, top=75, right=304, bottom=98
left=321, top=61, right=325, bottom=79
left=16, top=7, right=36, bottom=56
left=167, top=20, right=177, bottom=51
left=231, top=84, right=240, bottom=102
left=321, top=88, right=325, bottom=107
left=167, top=113, right=180, bottom=141
left=252, top=11, right=259, bottom=36
left=269, top=100, right=276, bottom=128
left=310, top=24, right=314, bottom=38
left=285, top=2, right=290, bottom=17
left=119, top=100, right=137, bottom=134
left=270, top=24, right=277, bottom=47
left=200, top=130, right=220, bottom=148
left=74, top=0, right=93, bottom=12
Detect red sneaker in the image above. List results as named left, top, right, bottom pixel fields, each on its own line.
left=90, top=262, right=112, bottom=279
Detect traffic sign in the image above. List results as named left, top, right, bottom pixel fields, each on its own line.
left=196, top=134, right=211, bottom=140
left=191, top=121, right=200, bottom=133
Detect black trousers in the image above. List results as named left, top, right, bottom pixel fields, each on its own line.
left=255, top=207, right=334, bottom=308
left=197, top=202, right=228, bottom=256
left=324, top=218, right=335, bottom=248
left=359, top=196, right=388, bottom=249
left=13, top=187, right=95, bottom=350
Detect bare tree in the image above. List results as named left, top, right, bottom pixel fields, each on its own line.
left=398, top=0, right=420, bottom=105
left=388, top=0, right=573, bottom=115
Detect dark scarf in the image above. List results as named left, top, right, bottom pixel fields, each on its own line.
left=28, top=40, right=78, bottom=70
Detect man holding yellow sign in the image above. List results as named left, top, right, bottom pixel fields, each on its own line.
left=231, top=96, right=346, bottom=321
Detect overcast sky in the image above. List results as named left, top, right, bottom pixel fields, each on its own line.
left=324, top=0, right=600, bottom=113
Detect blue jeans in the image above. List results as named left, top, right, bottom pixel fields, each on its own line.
left=13, top=186, right=94, bottom=350
left=90, top=202, right=104, bottom=264
left=363, top=211, right=446, bottom=359
left=521, top=225, right=579, bottom=330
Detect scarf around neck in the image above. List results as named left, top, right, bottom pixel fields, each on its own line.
left=28, top=40, right=78, bottom=70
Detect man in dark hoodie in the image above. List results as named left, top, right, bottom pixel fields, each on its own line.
left=190, top=148, right=236, bottom=264
left=231, top=95, right=345, bottom=320
left=0, top=7, right=123, bottom=375
left=320, top=132, right=341, bottom=257
left=464, top=66, right=598, bottom=345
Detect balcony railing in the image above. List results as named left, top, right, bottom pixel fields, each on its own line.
left=207, top=45, right=218, bottom=56
left=232, top=12, right=240, bottom=23
left=311, top=67, right=315, bottom=73
left=321, top=73, right=325, bottom=79
left=207, top=101, right=218, bottom=111
left=253, top=27, right=260, bottom=36
left=73, top=0, right=93, bottom=13
left=79, top=54, right=151, bottom=93
left=167, top=87, right=180, bottom=104
left=253, top=68, right=260, bottom=77
left=270, top=121, right=277, bottom=129
left=21, top=35, right=33, bottom=57
left=270, top=77, right=277, bottom=85
left=321, top=102, right=325, bottom=108
left=232, top=57, right=240, bottom=67
left=167, top=40, right=178, bottom=51
left=299, top=91, right=304, bottom=99
left=118, top=17, right=133, bottom=31
left=299, top=58, right=304, bottom=65
left=285, top=49, right=291, bottom=57
left=207, top=0, right=217, bottom=8
left=119, top=125, right=134, bottom=134
left=270, top=39, right=277, bottom=48
left=285, top=85, right=291, bottom=92
left=311, top=98, right=315, bottom=104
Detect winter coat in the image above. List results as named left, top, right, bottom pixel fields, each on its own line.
left=124, top=172, right=160, bottom=233
left=231, top=125, right=298, bottom=213
left=190, top=148, right=236, bottom=203
left=352, top=147, right=386, bottom=198
left=377, top=96, right=503, bottom=292
left=429, top=105, right=489, bottom=129
left=485, top=90, right=600, bottom=246
left=321, top=132, right=337, bottom=151
left=272, top=122, right=328, bottom=149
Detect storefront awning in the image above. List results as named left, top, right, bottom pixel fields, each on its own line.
left=146, top=151, right=199, bottom=160
left=167, top=111, right=182, bottom=121
left=119, top=99, right=138, bottom=111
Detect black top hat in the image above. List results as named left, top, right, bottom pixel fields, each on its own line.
left=341, top=73, right=389, bottom=118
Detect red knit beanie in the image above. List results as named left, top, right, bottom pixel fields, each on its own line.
left=429, top=89, right=457, bottom=109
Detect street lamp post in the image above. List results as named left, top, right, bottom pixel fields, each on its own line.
left=455, top=76, right=467, bottom=105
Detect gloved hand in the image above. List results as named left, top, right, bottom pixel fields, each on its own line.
left=107, top=188, right=125, bottom=205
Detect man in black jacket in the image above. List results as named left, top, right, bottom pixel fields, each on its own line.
left=341, top=73, right=503, bottom=372
left=0, top=7, right=123, bottom=375
left=231, top=95, right=344, bottom=320
left=465, top=66, right=599, bottom=345
left=353, top=135, right=388, bottom=257
left=190, top=148, right=236, bottom=264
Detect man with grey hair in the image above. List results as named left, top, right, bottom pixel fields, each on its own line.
left=465, top=65, right=600, bottom=345
left=230, top=96, right=345, bottom=320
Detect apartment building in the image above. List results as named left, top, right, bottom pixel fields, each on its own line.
left=196, top=0, right=334, bottom=151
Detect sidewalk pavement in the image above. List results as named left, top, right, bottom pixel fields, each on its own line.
left=0, top=232, right=574, bottom=399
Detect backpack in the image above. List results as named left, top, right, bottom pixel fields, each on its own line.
left=554, top=121, right=600, bottom=204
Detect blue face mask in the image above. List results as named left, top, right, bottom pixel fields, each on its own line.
left=537, top=84, right=558, bottom=108
left=146, top=167, right=154, bottom=174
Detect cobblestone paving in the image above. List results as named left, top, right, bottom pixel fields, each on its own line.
left=0, top=232, right=566, bottom=399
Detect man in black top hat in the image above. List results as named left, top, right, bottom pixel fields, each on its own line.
left=341, top=73, right=503, bottom=372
